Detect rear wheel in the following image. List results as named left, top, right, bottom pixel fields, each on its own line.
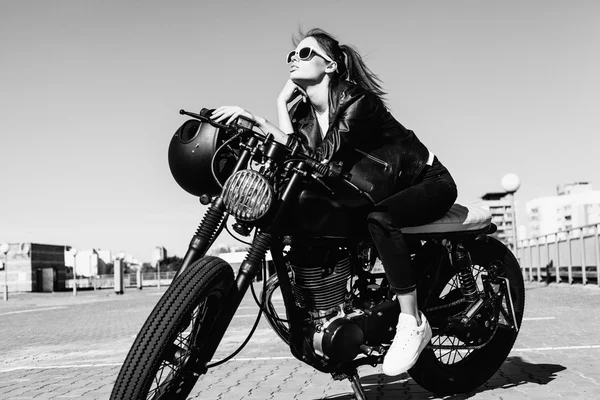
left=110, top=256, right=234, bottom=400
left=410, top=237, right=525, bottom=395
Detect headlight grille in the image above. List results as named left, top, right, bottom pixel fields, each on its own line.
left=222, top=170, right=273, bottom=221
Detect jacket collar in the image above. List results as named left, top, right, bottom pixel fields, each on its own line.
left=294, top=81, right=353, bottom=126
left=290, top=81, right=357, bottom=147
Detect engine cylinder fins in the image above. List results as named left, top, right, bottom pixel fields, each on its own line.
left=290, top=256, right=352, bottom=311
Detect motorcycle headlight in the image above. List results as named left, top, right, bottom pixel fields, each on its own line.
left=222, top=170, right=274, bottom=221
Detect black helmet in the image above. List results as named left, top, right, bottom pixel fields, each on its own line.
left=168, top=118, right=237, bottom=197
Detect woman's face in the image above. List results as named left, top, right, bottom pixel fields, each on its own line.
left=288, top=37, right=334, bottom=86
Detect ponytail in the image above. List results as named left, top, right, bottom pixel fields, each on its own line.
left=339, top=44, right=387, bottom=104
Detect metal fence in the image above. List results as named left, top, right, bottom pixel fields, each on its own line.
left=517, top=223, right=600, bottom=286
left=65, top=271, right=178, bottom=290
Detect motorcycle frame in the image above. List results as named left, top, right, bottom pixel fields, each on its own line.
left=173, top=132, right=337, bottom=374
left=170, top=123, right=520, bottom=377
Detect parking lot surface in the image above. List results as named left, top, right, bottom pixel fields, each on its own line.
left=0, top=281, right=599, bottom=399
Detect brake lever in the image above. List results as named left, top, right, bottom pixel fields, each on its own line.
left=311, top=173, right=335, bottom=195
left=179, top=109, right=233, bottom=131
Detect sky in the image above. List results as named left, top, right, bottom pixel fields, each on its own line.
left=1, top=0, right=599, bottom=262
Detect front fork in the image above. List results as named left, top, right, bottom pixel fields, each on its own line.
left=181, top=161, right=307, bottom=374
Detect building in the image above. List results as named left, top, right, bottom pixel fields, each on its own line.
left=65, top=249, right=112, bottom=277
left=1, top=242, right=68, bottom=292
left=526, top=182, right=600, bottom=238
left=557, top=182, right=593, bottom=196
left=527, top=196, right=568, bottom=238
left=473, top=192, right=516, bottom=248
left=218, top=250, right=274, bottom=281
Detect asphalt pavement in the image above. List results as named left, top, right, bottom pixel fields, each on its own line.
left=0, top=281, right=599, bottom=399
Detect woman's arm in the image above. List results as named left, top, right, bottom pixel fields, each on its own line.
left=277, top=79, right=306, bottom=133
left=277, top=99, right=294, bottom=134
left=210, top=106, right=290, bottom=145
left=254, top=115, right=290, bottom=145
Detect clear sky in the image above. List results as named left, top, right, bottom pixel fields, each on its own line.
left=1, top=0, right=598, bottom=262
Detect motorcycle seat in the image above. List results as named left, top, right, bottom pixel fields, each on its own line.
left=401, top=203, right=492, bottom=234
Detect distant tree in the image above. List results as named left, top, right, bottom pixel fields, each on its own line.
left=162, top=256, right=183, bottom=272
left=104, top=263, right=114, bottom=275
left=141, top=262, right=155, bottom=273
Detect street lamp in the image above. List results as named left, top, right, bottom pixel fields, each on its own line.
left=1, top=243, right=10, bottom=301
left=154, top=246, right=166, bottom=290
left=501, top=173, right=521, bottom=255
left=70, top=247, right=78, bottom=296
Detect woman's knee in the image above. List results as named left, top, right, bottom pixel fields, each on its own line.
left=367, top=210, right=396, bottom=236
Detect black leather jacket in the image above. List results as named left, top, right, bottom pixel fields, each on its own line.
left=288, top=81, right=430, bottom=201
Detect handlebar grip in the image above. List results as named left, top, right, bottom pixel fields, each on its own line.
left=343, top=172, right=374, bottom=194
left=199, top=108, right=213, bottom=118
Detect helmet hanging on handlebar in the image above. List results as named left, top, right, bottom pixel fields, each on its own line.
left=168, top=118, right=237, bottom=197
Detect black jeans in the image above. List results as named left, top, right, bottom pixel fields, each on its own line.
left=367, top=156, right=458, bottom=294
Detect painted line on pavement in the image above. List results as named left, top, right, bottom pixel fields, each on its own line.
left=523, top=317, right=556, bottom=321
left=0, top=363, right=123, bottom=373
left=512, top=345, right=600, bottom=352
left=3, top=344, right=600, bottom=373
left=0, top=307, right=67, bottom=316
left=233, top=314, right=286, bottom=318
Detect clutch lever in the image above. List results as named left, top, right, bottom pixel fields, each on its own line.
left=311, top=173, right=335, bottom=195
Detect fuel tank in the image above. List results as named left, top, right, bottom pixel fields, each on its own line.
left=282, top=182, right=373, bottom=238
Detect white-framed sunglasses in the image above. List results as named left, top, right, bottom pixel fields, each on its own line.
left=286, top=46, right=334, bottom=64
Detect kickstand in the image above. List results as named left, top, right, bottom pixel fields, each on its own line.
left=348, top=371, right=367, bottom=400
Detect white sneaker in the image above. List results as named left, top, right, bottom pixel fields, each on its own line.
left=382, top=311, right=432, bottom=376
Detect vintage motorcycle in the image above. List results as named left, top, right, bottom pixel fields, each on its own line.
left=110, top=108, right=525, bottom=400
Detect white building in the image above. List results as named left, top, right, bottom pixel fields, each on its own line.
left=526, top=182, right=600, bottom=238
left=557, top=182, right=593, bottom=196
left=65, top=249, right=112, bottom=277
left=472, top=192, right=516, bottom=248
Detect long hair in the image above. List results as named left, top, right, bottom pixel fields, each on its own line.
left=293, top=28, right=387, bottom=105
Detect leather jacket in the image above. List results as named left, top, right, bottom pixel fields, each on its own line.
left=288, top=81, right=430, bottom=202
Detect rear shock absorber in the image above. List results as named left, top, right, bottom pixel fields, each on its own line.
left=452, top=243, right=479, bottom=302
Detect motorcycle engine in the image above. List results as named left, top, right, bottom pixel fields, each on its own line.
left=286, top=244, right=364, bottom=362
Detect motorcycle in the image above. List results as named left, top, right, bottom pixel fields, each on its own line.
left=110, top=108, right=525, bottom=400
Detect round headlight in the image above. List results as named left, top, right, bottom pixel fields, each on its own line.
left=222, top=170, right=274, bottom=221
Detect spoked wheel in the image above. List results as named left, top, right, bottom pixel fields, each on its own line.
left=110, top=256, right=234, bottom=400
left=410, top=237, right=525, bottom=395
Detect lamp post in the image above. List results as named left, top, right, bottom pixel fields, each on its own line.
left=154, top=246, right=166, bottom=290
left=157, top=258, right=161, bottom=290
left=70, top=247, right=78, bottom=296
left=1, top=243, right=10, bottom=301
left=501, top=173, right=521, bottom=256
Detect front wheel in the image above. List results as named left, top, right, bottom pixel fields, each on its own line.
left=410, top=237, right=525, bottom=395
left=110, top=256, right=234, bottom=400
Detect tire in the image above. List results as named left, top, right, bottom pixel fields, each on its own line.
left=110, top=256, right=234, bottom=400
left=410, top=237, right=525, bottom=395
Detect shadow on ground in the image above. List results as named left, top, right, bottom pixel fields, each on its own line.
left=319, top=356, right=566, bottom=399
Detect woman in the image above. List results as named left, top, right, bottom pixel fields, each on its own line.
left=211, top=28, right=458, bottom=376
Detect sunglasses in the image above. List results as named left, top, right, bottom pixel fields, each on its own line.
left=286, top=47, right=334, bottom=64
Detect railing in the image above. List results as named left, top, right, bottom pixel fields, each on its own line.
left=517, top=223, right=600, bottom=286
left=64, top=263, right=273, bottom=292
left=65, top=271, right=178, bottom=290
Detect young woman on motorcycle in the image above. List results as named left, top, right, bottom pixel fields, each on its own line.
left=211, top=28, right=458, bottom=376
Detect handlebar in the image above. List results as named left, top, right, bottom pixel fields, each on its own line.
left=343, top=172, right=375, bottom=194
left=179, top=108, right=233, bottom=131
left=302, top=159, right=375, bottom=195
left=180, top=107, right=375, bottom=197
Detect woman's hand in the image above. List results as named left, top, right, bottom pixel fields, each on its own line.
left=211, top=106, right=256, bottom=125
left=278, top=80, right=307, bottom=105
